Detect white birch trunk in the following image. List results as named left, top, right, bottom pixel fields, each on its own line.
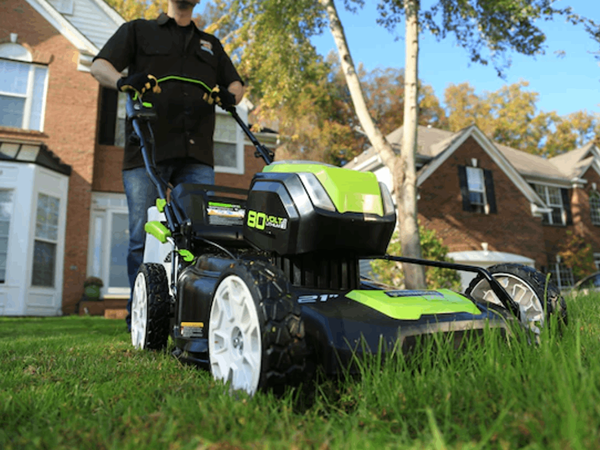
left=319, top=0, right=426, bottom=289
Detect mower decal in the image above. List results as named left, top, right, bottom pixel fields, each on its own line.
left=144, top=221, right=171, bottom=244
left=263, top=163, right=384, bottom=215
left=345, top=289, right=481, bottom=320
left=386, top=290, right=444, bottom=298
left=298, top=294, right=340, bottom=304
left=180, top=322, right=204, bottom=338
left=247, top=210, right=288, bottom=231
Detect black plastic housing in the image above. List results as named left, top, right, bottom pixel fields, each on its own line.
left=243, top=172, right=396, bottom=256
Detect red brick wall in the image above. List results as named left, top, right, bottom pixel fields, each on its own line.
left=418, top=136, right=548, bottom=268
left=569, top=167, right=600, bottom=254
left=1, top=0, right=99, bottom=313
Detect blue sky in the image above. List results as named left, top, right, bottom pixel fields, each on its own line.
left=309, top=0, right=599, bottom=117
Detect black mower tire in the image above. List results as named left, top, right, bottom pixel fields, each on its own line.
left=131, top=263, right=171, bottom=351
left=465, top=263, right=568, bottom=328
left=208, top=260, right=306, bottom=395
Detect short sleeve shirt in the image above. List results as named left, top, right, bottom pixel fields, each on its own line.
left=94, top=14, right=244, bottom=170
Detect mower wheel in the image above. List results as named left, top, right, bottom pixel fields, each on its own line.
left=208, top=260, right=306, bottom=395
left=465, top=263, right=567, bottom=334
left=131, top=263, right=171, bottom=351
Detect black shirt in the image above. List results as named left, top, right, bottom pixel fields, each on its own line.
left=94, top=13, right=244, bottom=170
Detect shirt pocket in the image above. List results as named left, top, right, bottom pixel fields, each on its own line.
left=196, top=49, right=218, bottom=69
left=139, top=37, right=172, bottom=56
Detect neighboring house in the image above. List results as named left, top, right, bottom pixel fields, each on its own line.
left=345, top=124, right=600, bottom=289
left=0, top=0, right=273, bottom=315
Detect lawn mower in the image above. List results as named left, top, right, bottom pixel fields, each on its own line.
left=127, top=78, right=568, bottom=395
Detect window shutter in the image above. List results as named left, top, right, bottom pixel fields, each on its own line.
left=458, top=165, right=470, bottom=211
left=98, top=87, right=118, bottom=146
left=483, top=169, right=497, bottom=214
left=561, top=188, right=573, bottom=225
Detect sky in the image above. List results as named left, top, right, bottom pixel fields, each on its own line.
left=199, top=1, right=599, bottom=118
left=310, top=0, right=600, bottom=118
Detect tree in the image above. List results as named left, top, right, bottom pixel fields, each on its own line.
left=558, top=231, right=596, bottom=281
left=444, top=81, right=600, bottom=156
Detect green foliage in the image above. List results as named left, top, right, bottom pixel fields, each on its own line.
left=444, top=80, right=600, bottom=156
left=371, top=226, right=462, bottom=290
left=558, top=231, right=597, bottom=281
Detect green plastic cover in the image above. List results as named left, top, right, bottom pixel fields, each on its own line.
left=345, top=289, right=481, bottom=320
left=263, top=163, right=383, bottom=215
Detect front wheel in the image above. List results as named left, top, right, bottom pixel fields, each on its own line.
left=131, top=263, right=171, bottom=350
left=208, top=260, right=306, bottom=395
left=465, top=263, right=567, bottom=334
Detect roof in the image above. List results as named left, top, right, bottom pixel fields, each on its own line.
left=24, top=0, right=124, bottom=69
left=0, top=138, right=72, bottom=176
left=346, top=122, right=597, bottom=186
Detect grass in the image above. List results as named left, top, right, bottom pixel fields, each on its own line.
left=2, top=294, right=600, bottom=449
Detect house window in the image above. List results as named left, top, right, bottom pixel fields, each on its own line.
left=594, top=253, right=600, bottom=271
left=533, top=184, right=570, bottom=226
left=590, top=192, right=600, bottom=226
left=548, top=260, right=574, bottom=289
left=0, top=189, right=13, bottom=284
left=214, top=111, right=243, bottom=174
left=0, top=44, right=49, bottom=132
left=458, top=165, right=497, bottom=214
left=466, top=166, right=486, bottom=213
left=32, top=193, right=60, bottom=287
left=88, top=193, right=130, bottom=296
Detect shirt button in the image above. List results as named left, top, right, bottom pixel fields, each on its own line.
left=189, top=139, right=195, bottom=144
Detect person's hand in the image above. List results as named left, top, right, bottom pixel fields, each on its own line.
left=203, top=85, right=236, bottom=109
left=117, top=73, right=161, bottom=96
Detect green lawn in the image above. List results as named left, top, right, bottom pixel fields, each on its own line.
left=2, top=294, right=600, bottom=449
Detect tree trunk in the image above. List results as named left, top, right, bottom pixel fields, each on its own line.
left=320, top=0, right=426, bottom=289
left=399, top=0, right=426, bottom=289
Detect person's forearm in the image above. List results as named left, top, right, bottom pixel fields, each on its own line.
left=91, top=59, right=122, bottom=90
left=228, top=81, right=245, bottom=105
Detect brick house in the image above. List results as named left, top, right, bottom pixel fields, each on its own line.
left=0, top=0, right=272, bottom=315
left=345, top=125, right=600, bottom=289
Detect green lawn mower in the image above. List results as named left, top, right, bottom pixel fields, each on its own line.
left=127, top=78, right=567, bottom=395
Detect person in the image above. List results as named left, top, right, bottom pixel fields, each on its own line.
left=91, top=0, right=245, bottom=332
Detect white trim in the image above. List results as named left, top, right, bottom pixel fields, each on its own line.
left=88, top=0, right=126, bottom=26
left=24, top=0, right=98, bottom=54
left=417, top=125, right=548, bottom=210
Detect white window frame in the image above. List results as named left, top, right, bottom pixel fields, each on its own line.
left=0, top=189, right=14, bottom=284
left=466, top=166, right=488, bottom=214
left=214, top=107, right=245, bottom=175
left=594, top=253, right=600, bottom=271
left=31, top=193, right=60, bottom=287
left=534, top=184, right=566, bottom=226
left=88, top=193, right=130, bottom=297
left=590, top=191, right=600, bottom=226
left=0, top=46, right=49, bottom=132
left=549, top=257, right=574, bottom=290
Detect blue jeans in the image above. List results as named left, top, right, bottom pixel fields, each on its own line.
left=122, top=161, right=214, bottom=330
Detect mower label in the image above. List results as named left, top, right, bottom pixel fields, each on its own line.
left=180, top=322, right=204, bottom=338
left=247, top=210, right=288, bottom=231
left=385, top=290, right=444, bottom=298
left=298, top=294, right=339, bottom=304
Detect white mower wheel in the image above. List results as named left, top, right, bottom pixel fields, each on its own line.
left=131, top=263, right=171, bottom=351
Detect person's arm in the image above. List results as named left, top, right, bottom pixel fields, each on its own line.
left=227, top=81, right=245, bottom=105
left=91, top=58, right=122, bottom=90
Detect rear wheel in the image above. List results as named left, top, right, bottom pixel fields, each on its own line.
left=208, top=260, right=306, bottom=395
left=466, top=263, right=567, bottom=334
left=131, top=263, right=171, bottom=350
